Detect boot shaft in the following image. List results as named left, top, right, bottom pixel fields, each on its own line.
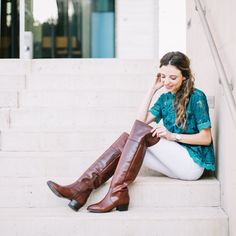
left=111, top=120, right=159, bottom=189
left=47, top=132, right=129, bottom=211
left=77, top=132, right=129, bottom=190
left=87, top=120, right=160, bottom=213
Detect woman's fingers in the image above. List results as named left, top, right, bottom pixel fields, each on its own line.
left=153, top=73, right=163, bottom=85
left=151, top=125, right=173, bottom=140
left=151, top=125, right=166, bottom=137
left=152, top=129, right=158, bottom=137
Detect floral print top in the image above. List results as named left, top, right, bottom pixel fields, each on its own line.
left=149, top=88, right=215, bottom=171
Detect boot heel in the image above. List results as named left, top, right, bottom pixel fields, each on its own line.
left=68, top=200, right=83, bottom=212
left=116, top=204, right=129, bottom=211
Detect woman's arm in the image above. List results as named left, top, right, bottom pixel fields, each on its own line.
left=136, top=87, right=157, bottom=124
left=137, top=74, right=164, bottom=124
left=151, top=126, right=212, bottom=146
left=173, top=128, right=212, bottom=146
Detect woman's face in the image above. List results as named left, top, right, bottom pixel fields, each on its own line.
left=159, top=65, right=185, bottom=93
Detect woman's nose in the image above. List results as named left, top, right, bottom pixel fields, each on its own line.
left=164, top=78, right=171, bottom=84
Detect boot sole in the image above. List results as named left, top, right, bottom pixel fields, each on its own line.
left=87, top=204, right=129, bottom=213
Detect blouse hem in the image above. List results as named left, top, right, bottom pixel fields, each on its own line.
left=189, top=155, right=215, bottom=171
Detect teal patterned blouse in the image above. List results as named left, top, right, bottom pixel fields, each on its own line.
left=149, top=88, right=215, bottom=171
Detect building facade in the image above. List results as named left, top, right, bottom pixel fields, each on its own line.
left=1, top=0, right=187, bottom=59
left=0, top=0, right=159, bottom=59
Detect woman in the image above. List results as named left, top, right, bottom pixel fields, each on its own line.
left=47, top=51, right=215, bottom=213
left=141, top=51, right=215, bottom=181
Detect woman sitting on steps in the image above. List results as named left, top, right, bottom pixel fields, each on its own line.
left=47, top=51, right=215, bottom=213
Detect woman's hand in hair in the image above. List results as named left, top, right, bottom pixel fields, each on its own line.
left=137, top=72, right=164, bottom=123
left=151, top=73, right=164, bottom=92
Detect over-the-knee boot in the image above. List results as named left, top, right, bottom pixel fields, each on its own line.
left=87, top=120, right=159, bottom=213
left=47, top=132, right=129, bottom=211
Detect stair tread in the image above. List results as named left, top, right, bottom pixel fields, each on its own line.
left=0, top=207, right=228, bottom=236
left=0, top=175, right=218, bottom=185
left=0, top=59, right=228, bottom=236
left=0, top=207, right=227, bottom=219
left=0, top=175, right=220, bottom=208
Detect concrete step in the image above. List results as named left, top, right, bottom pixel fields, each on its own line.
left=27, top=74, right=153, bottom=91
left=0, top=59, right=226, bottom=236
left=0, top=59, right=158, bottom=76
left=0, top=151, right=155, bottom=177
left=0, top=151, right=215, bottom=178
left=0, top=130, right=128, bottom=151
left=0, top=107, right=136, bottom=132
left=29, top=59, right=159, bottom=75
left=0, top=151, right=153, bottom=178
left=0, top=75, right=26, bottom=91
left=0, top=176, right=220, bottom=208
left=18, top=90, right=145, bottom=108
left=0, top=151, right=97, bottom=178
left=0, top=91, right=18, bottom=108
left=0, top=59, right=30, bottom=75
left=0, top=207, right=228, bottom=236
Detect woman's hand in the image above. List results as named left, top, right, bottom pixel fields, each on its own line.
left=136, top=72, right=164, bottom=123
left=151, top=125, right=175, bottom=141
left=152, top=73, right=164, bottom=91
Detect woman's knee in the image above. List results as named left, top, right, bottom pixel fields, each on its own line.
left=176, top=169, right=204, bottom=181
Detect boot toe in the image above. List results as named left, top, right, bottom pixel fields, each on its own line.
left=87, top=204, right=102, bottom=212
left=87, top=198, right=115, bottom=213
left=47, top=181, right=65, bottom=198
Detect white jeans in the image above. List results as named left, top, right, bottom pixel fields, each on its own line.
left=143, top=138, right=204, bottom=181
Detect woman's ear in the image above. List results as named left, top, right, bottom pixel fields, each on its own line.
left=183, top=76, right=187, bottom=81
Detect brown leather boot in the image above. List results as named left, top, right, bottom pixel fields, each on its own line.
left=87, top=120, right=159, bottom=213
left=47, top=132, right=129, bottom=211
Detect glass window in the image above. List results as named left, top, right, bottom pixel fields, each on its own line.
left=0, top=0, right=19, bottom=58
left=25, top=0, right=115, bottom=58
left=91, top=0, right=115, bottom=58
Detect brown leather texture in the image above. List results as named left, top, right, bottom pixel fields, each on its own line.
left=47, top=132, right=129, bottom=210
left=87, top=120, right=160, bottom=213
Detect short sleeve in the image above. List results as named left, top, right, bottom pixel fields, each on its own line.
left=149, top=95, right=163, bottom=123
left=192, top=91, right=211, bottom=131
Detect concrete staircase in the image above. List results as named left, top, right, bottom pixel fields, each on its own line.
left=0, top=59, right=228, bottom=236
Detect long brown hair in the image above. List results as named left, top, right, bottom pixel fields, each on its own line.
left=160, top=51, right=195, bottom=129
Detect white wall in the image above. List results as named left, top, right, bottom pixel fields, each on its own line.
left=159, top=0, right=186, bottom=57
left=116, top=0, right=159, bottom=59
left=186, top=0, right=236, bottom=235
left=116, top=0, right=186, bottom=59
